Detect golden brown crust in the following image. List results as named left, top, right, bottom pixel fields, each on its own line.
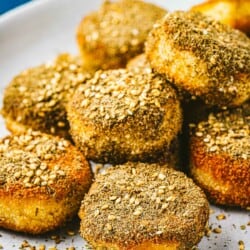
left=190, top=0, right=250, bottom=35
left=2, top=54, right=92, bottom=139
left=126, top=55, right=212, bottom=126
left=67, top=69, right=182, bottom=164
left=0, top=130, right=92, bottom=234
left=189, top=108, right=250, bottom=208
left=76, top=0, right=166, bottom=71
left=126, top=53, right=152, bottom=74
left=145, top=11, right=250, bottom=108
left=79, top=162, right=209, bottom=250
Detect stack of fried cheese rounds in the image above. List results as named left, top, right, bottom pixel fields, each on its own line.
left=76, top=0, right=166, bottom=71
left=2, top=54, right=92, bottom=139
left=79, top=162, right=209, bottom=250
left=67, top=68, right=182, bottom=164
left=145, top=11, right=250, bottom=108
left=0, top=130, right=92, bottom=234
left=189, top=107, right=250, bottom=208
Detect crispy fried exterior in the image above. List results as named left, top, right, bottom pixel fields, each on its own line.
left=0, top=130, right=92, bottom=234
left=67, top=69, right=182, bottom=164
left=190, top=0, right=250, bottom=35
left=2, top=54, right=91, bottom=139
left=126, top=53, right=152, bottom=74
left=127, top=54, right=212, bottom=125
left=145, top=11, right=250, bottom=108
left=76, top=0, right=166, bottom=71
left=79, top=162, right=209, bottom=250
left=189, top=108, right=250, bottom=208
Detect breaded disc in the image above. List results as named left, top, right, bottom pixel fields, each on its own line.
left=0, top=130, right=92, bottom=234
left=145, top=11, right=250, bottom=108
left=189, top=108, right=250, bottom=208
left=76, top=0, right=166, bottom=71
left=67, top=69, right=182, bottom=164
left=2, top=54, right=91, bottom=139
left=190, top=0, right=250, bottom=35
left=79, top=162, right=209, bottom=250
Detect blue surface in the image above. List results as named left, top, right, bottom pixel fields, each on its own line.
left=0, top=0, right=32, bottom=14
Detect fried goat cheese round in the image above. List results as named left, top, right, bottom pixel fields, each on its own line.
left=2, top=54, right=92, bottom=139
left=145, top=11, right=250, bottom=108
left=189, top=108, right=250, bottom=208
left=76, top=0, right=166, bottom=71
left=79, top=162, right=209, bottom=250
left=0, top=130, right=92, bottom=234
left=67, top=69, right=182, bottom=164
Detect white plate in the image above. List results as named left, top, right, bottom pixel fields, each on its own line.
left=0, top=0, right=249, bottom=249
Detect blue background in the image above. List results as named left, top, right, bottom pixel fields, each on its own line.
left=0, top=0, right=31, bottom=15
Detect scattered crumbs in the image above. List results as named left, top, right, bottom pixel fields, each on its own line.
left=205, top=225, right=212, bottom=237
left=85, top=244, right=93, bottom=250
left=50, top=235, right=62, bottom=244
left=216, top=213, right=226, bottom=220
left=0, top=244, right=3, bottom=249
left=240, top=225, right=246, bottom=230
left=94, top=164, right=104, bottom=176
left=247, top=221, right=250, bottom=226
left=20, top=240, right=30, bottom=248
left=238, top=240, right=245, bottom=250
left=191, top=246, right=199, bottom=250
left=209, top=209, right=215, bottom=214
left=48, top=247, right=57, bottom=250
left=212, top=227, right=222, bottom=234
left=67, top=230, right=76, bottom=236
left=39, top=244, right=46, bottom=250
